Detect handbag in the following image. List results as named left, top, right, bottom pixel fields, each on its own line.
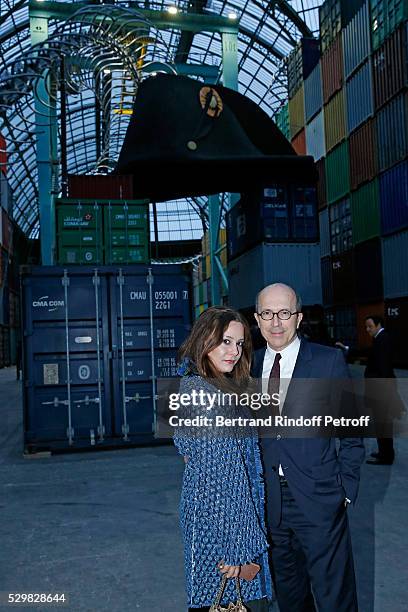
left=209, top=575, right=247, bottom=612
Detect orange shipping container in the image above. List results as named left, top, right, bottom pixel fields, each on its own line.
left=349, top=119, right=378, bottom=191
left=291, top=129, right=306, bottom=154
left=67, top=174, right=134, bottom=199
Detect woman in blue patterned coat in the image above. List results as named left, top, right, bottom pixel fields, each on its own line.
left=174, top=306, right=273, bottom=611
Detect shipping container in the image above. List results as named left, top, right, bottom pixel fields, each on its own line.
left=329, top=196, right=352, bottom=254
left=304, top=63, right=323, bottom=122
left=319, top=208, right=331, bottom=257
left=1, top=209, right=12, bottom=253
left=288, top=86, right=305, bottom=139
left=349, top=119, right=378, bottom=190
left=376, top=92, right=408, bottom=171
left=381, top=229, right=408, bottom=297
left=346, top=60, right=374, bottom=133
left=291, top=129, right=306, bottom=155
left=22, top=264, right=191, bottom=452
left=227, top=186, right=319, bottom=260
left=324, top=89, right=346, bottom=152
left=0, top=133, right=6, bottom=175
left=56, top=200, right=103, bottom=265
left=1, top=173, right=13, bottom=214
left=228, top=243, right=322, bottom=310
left=321, top=256, right=334, bottom=305
left=351, top=179, right=380, bottom=244
left=104, top=201, right=149, bottom=265
left=325, top=305, right=357, bottom=346
left=343, top=2, right=371, bottom=78
left=331, top=250, right=355, bottom=304
left=274, top=103, right=290, bottom=140
left=67, top=174, right=134, bottom=199
left=354, top=237, right=384, bottom=302
left=370, top=0, right=408, bottom=50
left=288, top=38, right=321, bottom=99
left=385, top=296, right=408, bottom=367
left=321, top=35, right=344, bottom=103
left=320, top=0, right=366, bottom=51
left=9, top=288, right=20, bottom=328
left=372, top=22, right=408, bottom=110
left=316, top=158, right=327, bottom=210
left=326, top=141, right=350, bottom=203
left=306, top=111, right=326, bottom=161
left=379, top=160, right=408, bottom=234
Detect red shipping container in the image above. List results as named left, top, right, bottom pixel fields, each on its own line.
left=349, top=119, right=378, bottom=191
left=321, top=35, right=344, bottom=104
left=372, top=23, right=408, bottom=111
left=316, top=158, right=327, bottom=210
left=291, top=129, right=306, bottom=154
left=67, top=174, right=134, bottom=200
left=0, top=133, right=6, bottom=175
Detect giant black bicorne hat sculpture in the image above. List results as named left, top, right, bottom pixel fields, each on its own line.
left=116, top=73, right=317, bottom=200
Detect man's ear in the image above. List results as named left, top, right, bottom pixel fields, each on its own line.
left=296, top=312, right=303, bottom=329
left=254, top=313, right=260, bottom=328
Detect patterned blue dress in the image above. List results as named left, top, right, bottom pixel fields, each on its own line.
left=174, top=373, right=273, bottom=609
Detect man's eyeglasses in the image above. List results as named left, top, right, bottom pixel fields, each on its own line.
left=257, top=309, right=299, bottom=321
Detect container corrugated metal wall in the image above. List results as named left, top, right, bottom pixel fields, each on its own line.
left=351, top=179, right=380, bottom=244
left=291, top=129, right=306, bottom=155
left=349, top=119, right=378, bottom=190
left=354, top=238, right=384, bottom=302
left=376, top=92, right=408, bottom=171
left=326, top=141, right=350, bottom=203
left=321, top=256, right=333, bottom=305
left=324, top=89, right=346, bottom=152
left=329, top=197, right=352, bottom=254
left=319, top=208, right=331, bottom=257
left=288, top=38, right=320, bottom=98
left=304, top=63, right=323, bottom=122
left=275, top=103, right=290, bottom=140
left=379, top=160, right=408, bottom=234
left=332, top=250, right=355, bottom=304
left=372, top=22, right=408, bottom=110
left=321, top=35, right=344, bottom=103
left=306, top=111, right=326, bottom=160
left=288, top=85, right=305, bottom=138
left=343, top=1, right=371, bottom=78
left=346, top=60, right=373, bottom=133
left=382, top=229, right=408, bottom=297
left=316, top=158, right=327, bottom=210
left=370, top=0, right=408, bottom=49
left=228, top=243, right=322, bottom=309
left=385, top=296, right=408, bottom=367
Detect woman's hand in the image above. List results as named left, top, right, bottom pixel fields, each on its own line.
left=218, top=561, right=240, bottom=579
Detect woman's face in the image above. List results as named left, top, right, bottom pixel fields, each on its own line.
left=207, top=321, right=245, bottom=374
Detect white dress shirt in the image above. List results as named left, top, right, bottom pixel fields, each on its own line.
left=262, top=335, right=301, bottom=476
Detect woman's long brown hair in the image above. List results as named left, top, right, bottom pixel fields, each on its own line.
left=178, top=306, right=252, bottom=388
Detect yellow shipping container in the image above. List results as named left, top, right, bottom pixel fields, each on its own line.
left=324, top=89, right=346, bottom=152
left=205, top=254, right=211, bottom=279
left=289, top=85, right=305, bottom=139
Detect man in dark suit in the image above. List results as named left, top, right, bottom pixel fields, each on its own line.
left=364, top=315, right=400, bottom=465
left=251, top=283, right=365, bottom=612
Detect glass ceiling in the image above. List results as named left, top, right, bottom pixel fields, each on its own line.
left=0, top=0, right=324, bottom=240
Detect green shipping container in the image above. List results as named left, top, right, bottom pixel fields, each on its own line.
left=59, top=231, right=99, bottom=247
left=58, top=246, right=103, bottom=265
left=371, top=0, right=408, bottom=49
left=326, top=141, right=350, bottom=204
left=57, top=202, right=102, bottom=230
left=104, top=202, right=149, bottom=264
left=351, top=179, right=380, bottom=244
left=275, top=103, right=290, bottom=140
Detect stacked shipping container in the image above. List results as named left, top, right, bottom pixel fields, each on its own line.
left=304, top=0, right=408, bottom=362
left=193, top=229, right=227, bottom=318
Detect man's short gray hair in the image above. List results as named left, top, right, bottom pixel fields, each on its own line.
left=255, top=284, right=302, bottom=313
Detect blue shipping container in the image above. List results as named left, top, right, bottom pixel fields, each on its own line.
left=321, top=256, right=334, bottom=306
left=306, top=111, right=326, bottom=161
left=379, top=160, right=408, bottom=235
left=376, top=92, right=408, bottom=171
left=22, top=265, right=191, bottom=453
left=346, top=60, right=373, bottom=133
left=228, top=242, right=322, bottom=310
left=381, top=230, right=408, bottom=298
left=304, top=63, right=323, bottom=122
left=342, top=1, right=371, bottom=78
left=319, top=208, right=331, bottom=258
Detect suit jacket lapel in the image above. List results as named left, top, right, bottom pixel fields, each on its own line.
left=281, top=338, right=313, bottom=416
